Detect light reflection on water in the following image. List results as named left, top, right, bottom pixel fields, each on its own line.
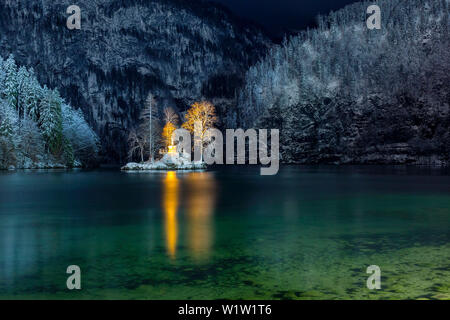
left=0, top=167, right=449, bottom=299
left=186, top=172, right=216, bottom=261
left=162, top=171, right=216, bottom=260
left=162, top=171, right=179, bottom=259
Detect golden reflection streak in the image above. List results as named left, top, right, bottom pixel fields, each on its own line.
left=185, top=172, right=216, bottom=261
left=163, top=171, right=179, bottom=259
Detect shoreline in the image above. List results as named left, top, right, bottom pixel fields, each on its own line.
left=2, top=162, right=449, bottom=172
left=121, top=161, right=207, bottom=171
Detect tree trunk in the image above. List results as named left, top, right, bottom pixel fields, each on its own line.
left=200, top=143, right=203, bottom=162
left=149, top=100, right=153, bottom=163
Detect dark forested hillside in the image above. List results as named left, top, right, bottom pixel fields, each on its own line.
left=236, top=0, right=450, bottom=164
left=1, top=0, right=448, bottom=165
left=0, top=0, right=269, bottom=162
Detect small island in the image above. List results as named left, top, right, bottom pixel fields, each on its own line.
left=121, top=99, right=214, bottom=171
left=121, top=146, right=206, bottom=171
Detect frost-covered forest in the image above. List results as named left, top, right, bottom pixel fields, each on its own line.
left=1, top=0, right=449, bottom=167
left=0, top=55, right=99, bottom=169
left=0, top=0, right=269, bottom=163
left=236, top=0, right=450, bottom=164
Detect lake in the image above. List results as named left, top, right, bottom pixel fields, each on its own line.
left=0, top=166, right=449, bottom=299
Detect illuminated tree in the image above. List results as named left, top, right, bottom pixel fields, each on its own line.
left=182, top=101, right=217, bottom=162
left=161, top=107, right=178, bottom=150
left=162, top=122, right=177, bottom=149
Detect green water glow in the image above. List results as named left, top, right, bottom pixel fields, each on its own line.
left=0, top=166, right=449, bottom=299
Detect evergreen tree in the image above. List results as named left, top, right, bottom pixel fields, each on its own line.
left=0, top=55, right=99, bottom=168
left=39, top=87, right=64, bottom=156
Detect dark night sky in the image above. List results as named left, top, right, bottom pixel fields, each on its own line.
left=209, top=0, right=360, bottom=37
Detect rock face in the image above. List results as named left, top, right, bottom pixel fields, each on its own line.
left=0, top=0, right=269, bottom=162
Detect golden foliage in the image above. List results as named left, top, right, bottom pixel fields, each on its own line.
left=182, top=101, right=217, bottom=138
left=162, top=122, right=177, bottom=148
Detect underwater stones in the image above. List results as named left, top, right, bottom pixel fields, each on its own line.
left=271, top=290, right=317, bottom=300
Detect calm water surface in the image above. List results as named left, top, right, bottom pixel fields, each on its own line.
left=0, top=166, right=449, bottom=299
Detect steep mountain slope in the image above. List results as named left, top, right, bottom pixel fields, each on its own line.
left=237, top=0, right=450, bottom=164
left=0, top=0, right=269, bottom=162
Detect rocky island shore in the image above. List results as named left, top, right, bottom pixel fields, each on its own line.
left=121, top=152, right=206, bottom=171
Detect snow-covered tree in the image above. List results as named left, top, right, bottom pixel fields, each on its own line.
left=163, top=107, right=178, bottom=126
left=127, top=126, right=147, bottom=163
left=3, top=55, right=18, bottom=109
left=0, top=58, right=6, bottom=97
left=140, top=93, right=159, bottom=162
left=0, top=99, right=19, bottom=167
left=17, top=117, right=45, bottom=164
left=61, top=103, right=100, bottom=165
left=127, top=121, right=161, bottom=163
left=0, top=55, right=99, bottom=168
left=39, top=87, right=64, bottom=156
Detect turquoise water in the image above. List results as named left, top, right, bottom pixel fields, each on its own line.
left=0, top=166, right=449, bottom=300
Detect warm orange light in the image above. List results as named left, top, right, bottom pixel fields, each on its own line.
left=186, top=172, right=216, bottom=261
left=182, top=101, right=217, bottom=136
left=163, top=122, right=177, bottom=149
left=168, top=145, right=177, bottom=154
left=163, top=171, right=178, bottom=259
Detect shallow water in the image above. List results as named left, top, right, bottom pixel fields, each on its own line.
left=0, top=166, right=449, bottom=300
